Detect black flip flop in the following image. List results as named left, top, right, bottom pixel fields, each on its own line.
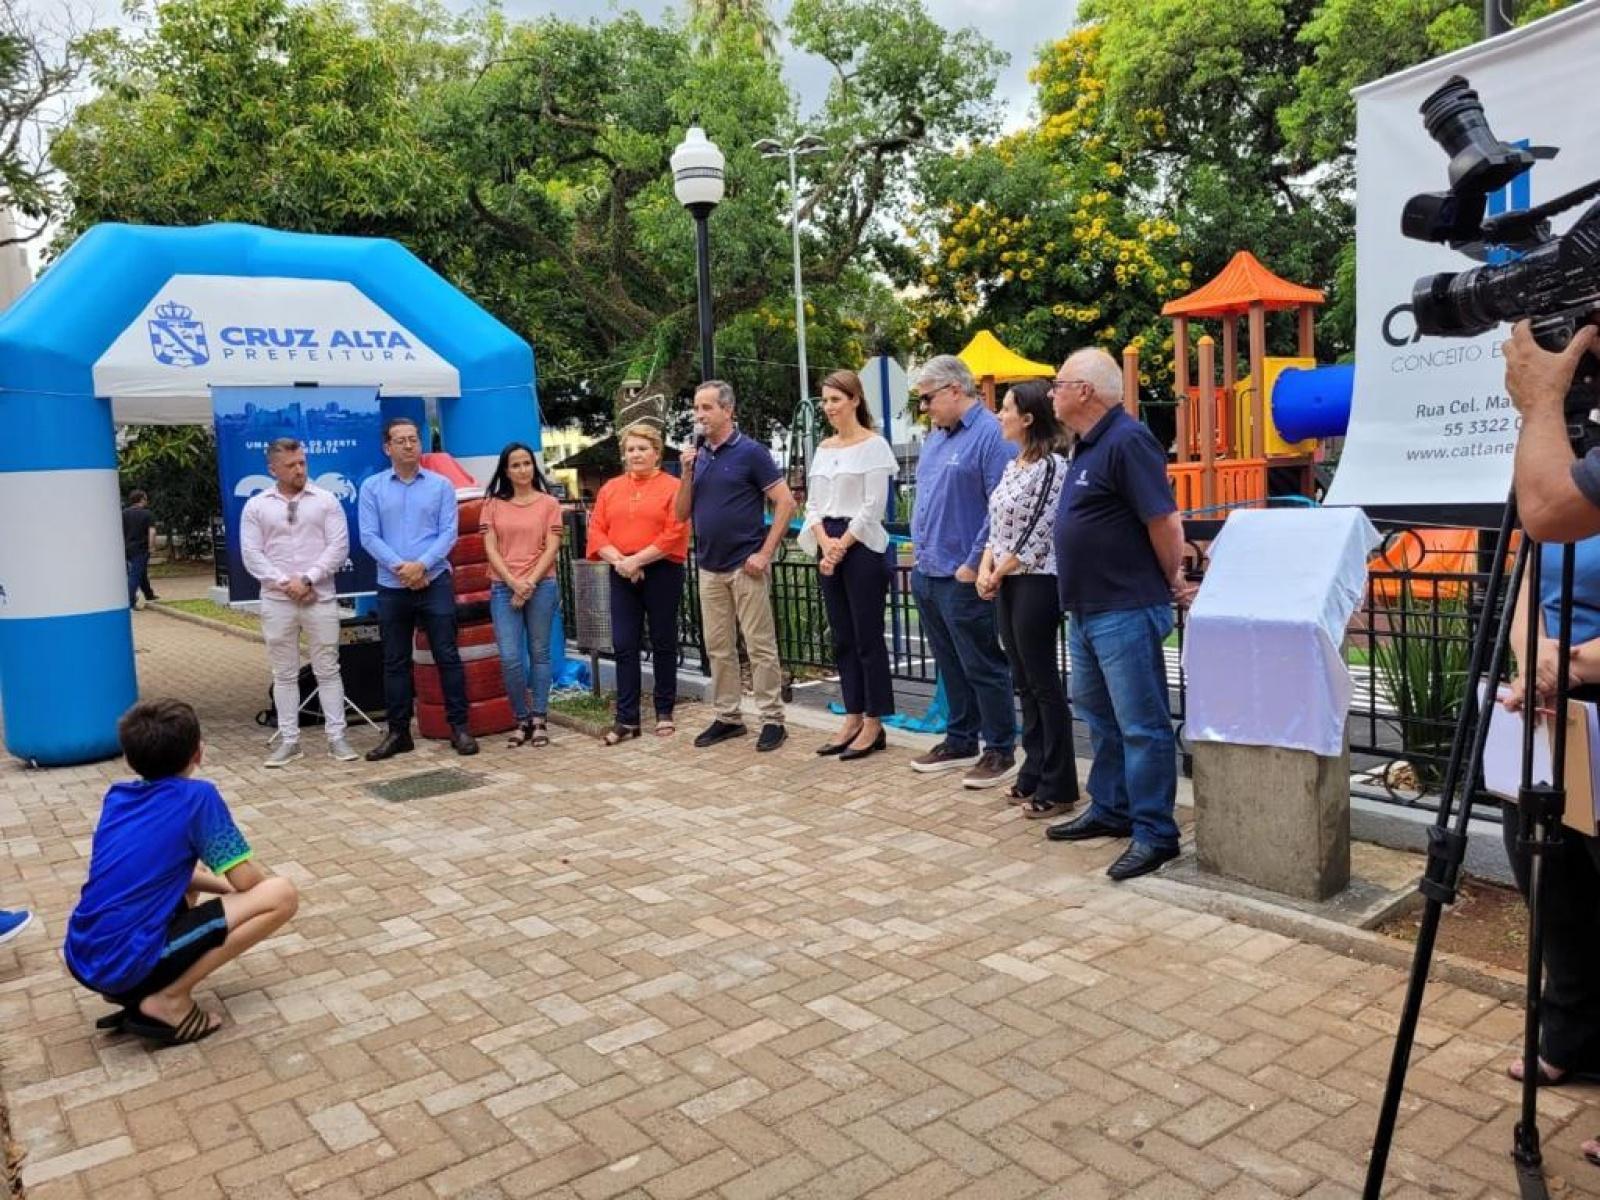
left=123, top=1003, right=220, bottom=1046
left=94, top=1008, right=132, bottom=1032
left=1584, top=1138, right=1599, bottom=1167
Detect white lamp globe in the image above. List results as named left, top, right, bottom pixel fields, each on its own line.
left=672, top=126, right=726, bottom=209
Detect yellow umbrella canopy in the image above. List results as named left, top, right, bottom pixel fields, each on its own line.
left=957, top=330, right=1055, bottom=383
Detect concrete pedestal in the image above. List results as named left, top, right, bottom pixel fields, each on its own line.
left=1193, top=738, right=1351, bottom=901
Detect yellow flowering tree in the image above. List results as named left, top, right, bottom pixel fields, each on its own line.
left=907, top=27, right=1190, bottom=401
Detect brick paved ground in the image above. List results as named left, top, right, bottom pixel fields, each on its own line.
left=1, top=611, right=1597, bottom=1199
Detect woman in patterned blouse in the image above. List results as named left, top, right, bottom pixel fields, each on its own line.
left=976, top=380, right=1080, bottom=817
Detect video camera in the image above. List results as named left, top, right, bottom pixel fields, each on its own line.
left=1403, top=76, right=1600, bottom=410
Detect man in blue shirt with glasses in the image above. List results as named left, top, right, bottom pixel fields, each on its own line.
left=358, top=417, right=478, bottom=759
left=908, top=355, right=1019, bottom=789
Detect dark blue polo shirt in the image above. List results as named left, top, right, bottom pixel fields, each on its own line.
left=1054, top=407, right=1176, bottom=613
left=691, top=429, right=784, bottom=573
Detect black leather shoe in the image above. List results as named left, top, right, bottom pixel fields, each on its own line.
left=1045, top=810, right=1132, bottom=842
left=755, top=723, right=787, bottom=752
left=694, top=720, right=748, bottom=748
left=450, top=726, right=479, bottom=756
left=838, top=730, right=887, bottom=761
left=1106, top=841, right=1180, bottom=881
left=365, top=730, right=415, bottom=761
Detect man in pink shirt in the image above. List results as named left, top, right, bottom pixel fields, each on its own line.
left=241, top=438, right=358, bottom=766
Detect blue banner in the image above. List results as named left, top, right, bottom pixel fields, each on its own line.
left=213, top=385, right=387, bottom=602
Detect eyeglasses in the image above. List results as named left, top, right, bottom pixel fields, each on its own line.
left=388, top=436, right=421, bottom=447
left=1050, top=377, right=1088, bottom=394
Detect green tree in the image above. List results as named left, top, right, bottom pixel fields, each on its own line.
left=54, top=0, right=994, bottom=438
left=906, top=26, right=1190, bottom=403
left=118, top=426, right=220, bottom=558
left=0, top=0, right=85, bottom=243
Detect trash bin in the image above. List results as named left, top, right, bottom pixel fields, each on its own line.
left=1184, top=507, right=1380, bottom=900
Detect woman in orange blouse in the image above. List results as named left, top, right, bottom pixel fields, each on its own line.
left=587, top=423, right=690, bottom=743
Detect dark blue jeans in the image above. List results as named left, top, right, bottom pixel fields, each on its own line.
left=377, top=574, right=467, bottom=731
left=126, top=553, right=155, bottom=606
left=911, top=569, right=1015, bottom=754
left=1068, top=603, right=1179, bottom=850
left=609, top=560, right=685, bottom=726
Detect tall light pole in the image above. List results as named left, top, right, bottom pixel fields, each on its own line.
left=754, top=134, right=827, bottom=411
left=672, top=124, right=726, bottom=381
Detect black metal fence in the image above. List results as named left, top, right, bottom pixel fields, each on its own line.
left=557, top=517, right=1500, bottom=813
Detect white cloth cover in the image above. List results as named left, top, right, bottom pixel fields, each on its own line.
left=1184, top=508, right=1381, bottom=757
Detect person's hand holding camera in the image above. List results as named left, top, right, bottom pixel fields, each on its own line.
left=1505, top=321, right=1598, bottom=419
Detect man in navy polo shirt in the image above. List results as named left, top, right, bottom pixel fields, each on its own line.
left=676, top=380, right=797, bottom=752
left=907, top=355, right=1019, bottom=789
left=1044, top=348, right=1193, bottom=880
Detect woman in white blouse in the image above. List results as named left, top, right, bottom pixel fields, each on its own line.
left=799, top=369, right=900, bottom=761
left=976, top=379, right=1079, bottom=816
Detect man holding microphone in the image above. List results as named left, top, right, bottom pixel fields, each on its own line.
left=676, top=380, right=796, bottom=753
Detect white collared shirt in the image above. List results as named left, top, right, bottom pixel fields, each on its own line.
left=240, top=482, right=350, bottom=601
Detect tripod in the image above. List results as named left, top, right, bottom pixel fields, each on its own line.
left=1365, top=493, right=1579, bottom=1199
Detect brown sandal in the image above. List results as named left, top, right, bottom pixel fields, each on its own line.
left=528, top=717, right=550, bottom=747
left=603, top=723, right=640, bottom=746
left=507, top=721, right=534, bottom=748
left=655, top=716, right=675, bottom=737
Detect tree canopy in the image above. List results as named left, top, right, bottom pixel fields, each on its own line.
left=47, top=0, right=1583, bottom=432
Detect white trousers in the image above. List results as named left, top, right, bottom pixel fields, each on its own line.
left=260, top=596, right=347, bottom=741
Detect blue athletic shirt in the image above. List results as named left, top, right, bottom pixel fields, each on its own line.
left=65, top=776, right=252, bottom=994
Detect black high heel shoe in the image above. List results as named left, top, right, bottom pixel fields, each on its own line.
left=838, top=730, right=887, bottom=761
left=817, top=727, right=863, bottom=756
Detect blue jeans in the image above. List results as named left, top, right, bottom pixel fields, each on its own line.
left=1068, top=604, right=1179, bottom=850
left=490, top=578, right=557, bottom=721
left=126, top=553, right=155, bottom=605
left=912, top=570, right=1015, bottom=754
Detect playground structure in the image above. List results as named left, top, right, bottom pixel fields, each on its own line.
left=1127, top=250, right=1354, bottom=514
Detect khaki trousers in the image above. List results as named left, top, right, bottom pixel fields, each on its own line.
left=698, top=567, right=784, bottom=725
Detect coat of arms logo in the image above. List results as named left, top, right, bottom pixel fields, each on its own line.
left=147, top=300, right=209, bottom=368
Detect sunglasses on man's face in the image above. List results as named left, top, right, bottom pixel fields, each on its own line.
left=917, top=384, right=950, bottom=404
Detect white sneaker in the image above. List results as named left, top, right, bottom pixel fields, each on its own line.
left=328, top=736, right=359, bottom=762
left=263, top=741, right=303, bottom=768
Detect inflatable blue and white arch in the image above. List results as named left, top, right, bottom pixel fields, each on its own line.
left=0, top=223, right=540, bottom=767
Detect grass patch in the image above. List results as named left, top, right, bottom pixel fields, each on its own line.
left=549, top=688, right=614, bottom=723
left=161, top=598, right=261, bottom=632
left=148, top=559, right=214, bottom=579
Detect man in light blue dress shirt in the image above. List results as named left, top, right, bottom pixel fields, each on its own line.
left=908, top=355, right=1018, bottom=789
left=357, top=417, right=478, bottom=759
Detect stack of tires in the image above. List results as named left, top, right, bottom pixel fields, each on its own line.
left=414, top=493, right=517, bottom=739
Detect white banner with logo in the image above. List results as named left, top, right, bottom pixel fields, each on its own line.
left=1324, top=1, right=1600, bottom=508
left=93, top=275, right=461, bottom=424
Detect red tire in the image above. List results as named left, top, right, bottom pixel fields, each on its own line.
left=415, top=657, right=507, bottom=705
left=452, top=562, right=493, bottom=596
left=450, top=533, right=487, bottom=568
left=414, top=620, right=498, bottom=660
left=457, top=497, right=486, bottom=536
left=417, top=695, right=515, bottom=739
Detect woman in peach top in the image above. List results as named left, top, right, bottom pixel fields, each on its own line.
left=587, top=423, right=690, bottom=743
left=481, top=443, right=565, bottom=748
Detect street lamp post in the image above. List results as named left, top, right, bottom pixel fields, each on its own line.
left=754, top=134, right=827, bottom=412
left=671, top=124, right=726, bottom=381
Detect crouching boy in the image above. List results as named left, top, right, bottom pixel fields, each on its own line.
left=64, top=699, right=298, bottom=1045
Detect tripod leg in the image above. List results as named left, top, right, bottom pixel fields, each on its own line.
left=1511, top=541, right=1574, bottom=1200
left=1365, top=499, right=1526, bottom=1199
